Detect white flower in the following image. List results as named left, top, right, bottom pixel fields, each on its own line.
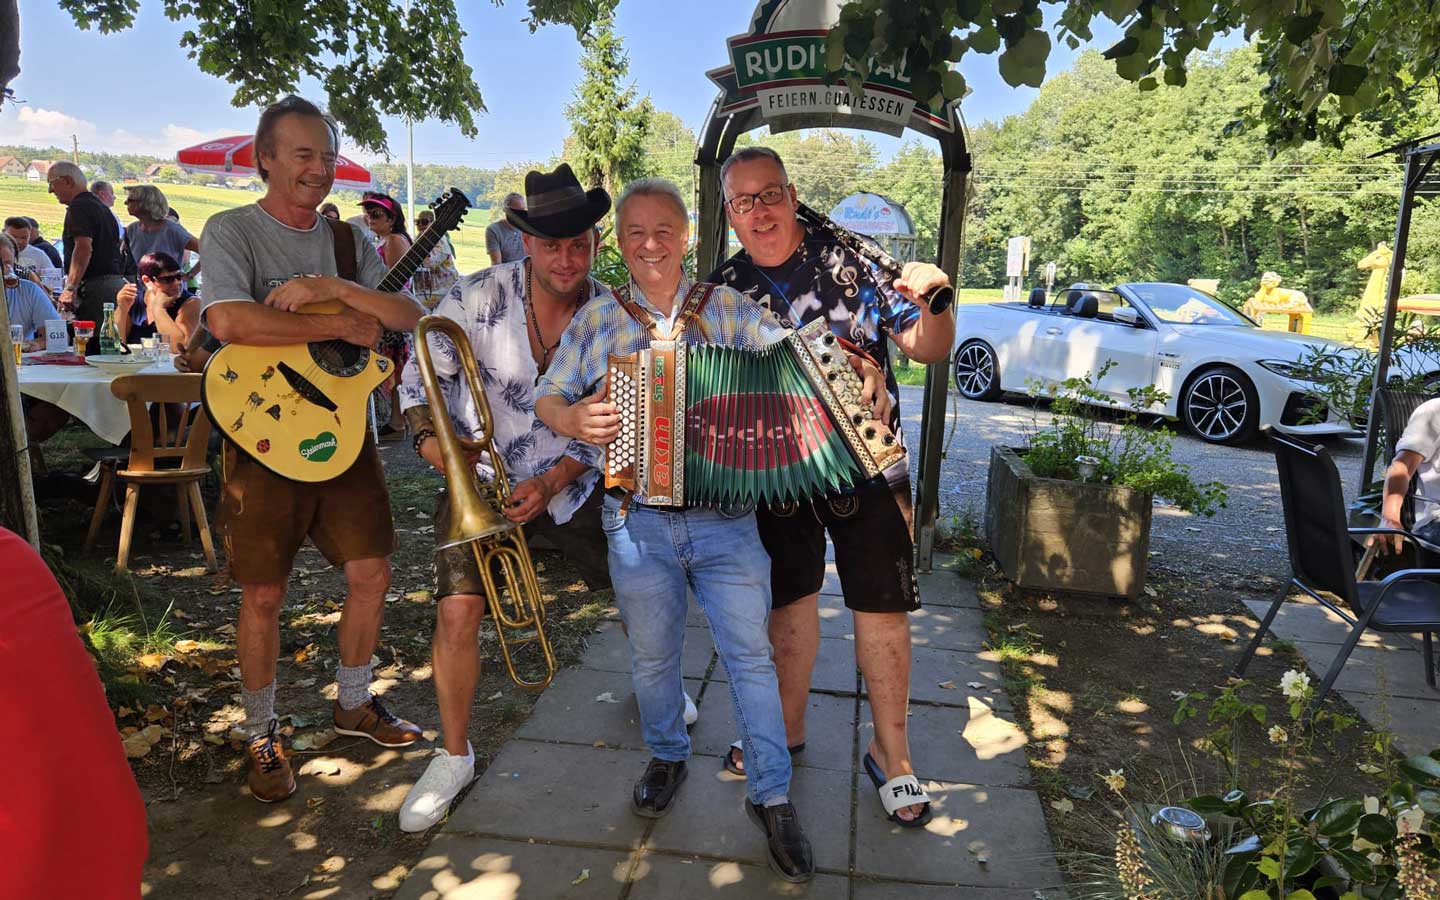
left=1364, top=796, right=1381, bottom=815
left=1102, top=769, right=1126, bottom=793
left=1268, top=725, right=1289, bottom=744
left=1280, top=669, right=1312, bottom=700
left=1398, top=805, right=1426, bottom=835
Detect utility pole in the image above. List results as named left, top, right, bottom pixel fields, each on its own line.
left=403, top=0, right=416, bottom=227
left=71, top=134, right=78, bottom=165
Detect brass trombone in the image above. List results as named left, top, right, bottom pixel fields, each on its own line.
left=412, top=314, right=557, bottom=690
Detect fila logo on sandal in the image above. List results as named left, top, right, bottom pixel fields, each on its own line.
left=891, top=782, right=926, bottom=798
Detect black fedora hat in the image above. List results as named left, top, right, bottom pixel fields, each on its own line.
left=506, top=163, right=611, bottom=239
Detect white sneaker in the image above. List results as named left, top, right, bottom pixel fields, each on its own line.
left=683, top=691, right=699, bottom=727
left=399, top=746, right=475, bottom=833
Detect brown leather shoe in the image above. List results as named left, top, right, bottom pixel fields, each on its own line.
left=332, top=696, right=423, bottom=748
left=246, top=722, right=297, bottom=803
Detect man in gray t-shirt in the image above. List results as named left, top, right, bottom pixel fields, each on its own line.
left=485, top=192, right=527, bottom=265
left=201, top=94, right=425, bottom=807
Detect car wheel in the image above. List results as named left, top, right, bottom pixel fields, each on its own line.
left=1181, top=366, right=1259, bottom=445
left=953, top=340, right=1002, bottom=401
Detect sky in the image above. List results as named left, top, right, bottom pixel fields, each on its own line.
left=5, top=0, right=1133, bottom=167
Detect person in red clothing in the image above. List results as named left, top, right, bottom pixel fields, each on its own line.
left=0, top=527, right=148, bottom=897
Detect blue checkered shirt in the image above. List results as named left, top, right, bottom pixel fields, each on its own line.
left=535, top=277, right=789, bottom=405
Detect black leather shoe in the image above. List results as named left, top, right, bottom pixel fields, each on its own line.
left=746, top=800, right=816, bottom=883
left=632, top=758, right=687, bottom=818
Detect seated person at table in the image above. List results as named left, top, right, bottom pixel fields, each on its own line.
left=3, top=232, right=62, bottom=344
left=115, top=251, right=198, bottom=348
left=1377, top=398, right=1440, bottom=552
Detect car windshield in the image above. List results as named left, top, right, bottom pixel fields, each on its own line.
left=1128, top=284, right=1250, bottom=326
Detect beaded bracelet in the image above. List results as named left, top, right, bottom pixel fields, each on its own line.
left=411, top=428, right=437, bottom=457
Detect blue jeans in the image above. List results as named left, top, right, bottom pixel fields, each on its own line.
left=602, top=494, right=792, bottom=805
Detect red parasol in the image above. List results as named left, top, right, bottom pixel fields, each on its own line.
left=174, top=135, right=373, bottom=191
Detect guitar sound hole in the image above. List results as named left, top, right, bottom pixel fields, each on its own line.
left=309, top=339, right=369, bottom=377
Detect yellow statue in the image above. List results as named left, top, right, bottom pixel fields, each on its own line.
left=1242, top=272, right=1313, bottom=333
left=1356, top=243, right=1393, bottom=331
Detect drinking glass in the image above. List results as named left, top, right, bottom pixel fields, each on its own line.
left=10, top=324, right=22, bottom=366
left=156, top=335, right=173, bottom=367
left=73, top=322, right=95, bottom=356
left=141, top=336, right=158, bottom=362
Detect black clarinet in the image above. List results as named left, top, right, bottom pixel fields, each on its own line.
left=794, top=202, right=954, bottom=315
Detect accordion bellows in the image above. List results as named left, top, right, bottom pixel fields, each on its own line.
left=605, top=319, right=906, bottom=507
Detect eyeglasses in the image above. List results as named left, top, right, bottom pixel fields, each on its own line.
left=724, top=184, right=789, bottom=214
left=151, top=273, right=184, bottom=285
left=364, top=208, right=388, bottom=220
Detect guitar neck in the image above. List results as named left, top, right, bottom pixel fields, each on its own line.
left=378, top=226, right=445, bottom=293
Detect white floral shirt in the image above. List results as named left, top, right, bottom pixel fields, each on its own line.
left=398, top=260, right=607, bottom=524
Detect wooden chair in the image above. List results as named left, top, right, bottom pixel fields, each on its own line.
left=83, top=373, right=217, bottom=573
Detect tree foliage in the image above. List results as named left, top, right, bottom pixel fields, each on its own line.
left=562, top=1, right=652, bottom=195
left=831, top=0, right=1440, bottom=147
left=42, top=0, right=604, bottom=154
left=961, top=47, right=1440, bottom=309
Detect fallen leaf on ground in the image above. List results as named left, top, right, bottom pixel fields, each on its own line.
left=1051, top=798, right=1075, bottom=813
left=214, top=624, right=237, bottom=636
left=938, top=681, right=957, bottom=690
left=405, top=590, right=433, bottom=603
left=294, top=643, right=319, bottom=664
left=966, top=681, right=984, bottom=690
left=595, top=692, right=620, bottom=703
left=486, top=691, right=503, bottom=701
left=593, top=740, right=607, bottom=748
left=136, top=652, right=169, bottom=671
left=1143, top=585, right=1157, bottom=598
left=122, top=725, right=166, bottom=758
left=571, top=869, right=590, bottom=885
left=202, top=733, right=224, bottom=745
left=174, top=639, right=203, bottom=654
left=292, top=730, right=337, bottom=751
left=307, top=797, right=325, bottom=809
left=301, top=759, right=342, bottom=777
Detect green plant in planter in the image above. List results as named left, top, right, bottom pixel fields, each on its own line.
left=1171, top=670, right=1440, bottom=899
left=1023, top=362, right=1226, bottom=516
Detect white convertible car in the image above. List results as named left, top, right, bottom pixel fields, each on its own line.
left=951, top=282, right=1361, bottom=445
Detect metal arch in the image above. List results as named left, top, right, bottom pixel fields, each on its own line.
left=694, top=100, right=974, bottom=571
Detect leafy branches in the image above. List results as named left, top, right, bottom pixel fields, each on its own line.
left=50, top=0, right=606, bottom=154
left=830, top=0, right=1440, bottom=148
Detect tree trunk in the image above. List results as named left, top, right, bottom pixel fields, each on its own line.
left=1298, top=205, right=1311, bottom=269
left=0, top=0, right=20, bottom=102
left=1219, top=221, right=1229, bottom=250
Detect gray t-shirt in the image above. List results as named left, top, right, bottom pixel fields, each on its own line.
left=125, top=219, right=195, bottom=308
left=485, top=219, right=526, bottom=263
left=198, top=203, right=393, bottom=326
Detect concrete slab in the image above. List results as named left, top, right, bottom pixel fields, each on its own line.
left=1241, top=599, right=1424, bottom=651
left=1338, top=691, right=1440, bottom=757
left=852, top=781, right=1064, bottom=889
left=645, top=764, right=853, bottom=874
left=865, top=647, right=1010, bottom=711
left=625, top=853, right=847, bottom=898
left=918, top=568, right=985, bottom=609
left=689, top=691, right=858, bottom=773
left=395, top=835, right=632, bottom=900
left=443, top=741, right=650, bottom=849
left=515, top=668, right=646, bottom=749
left=818, top=593, right=853, bottom=640
left=907, top=604, right=989, bottom=652
left=856, top=699, right=1029, bottom=788
left=1291, top=640, right=1440, bottom=701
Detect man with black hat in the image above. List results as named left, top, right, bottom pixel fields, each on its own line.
left=395, top=163, right=623, bottom=832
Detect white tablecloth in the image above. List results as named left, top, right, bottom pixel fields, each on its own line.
left=17, top=355, right=181, bottom=444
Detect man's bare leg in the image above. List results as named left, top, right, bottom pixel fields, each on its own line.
left=433, top=594, right=486, bottom=756
left=729, top=595, right=819, bottom=773
left=855, top=609, right=923, bottom=820
left=337, top=557, right=390, bottom=667
left=238, top=581, right=287, bottom=692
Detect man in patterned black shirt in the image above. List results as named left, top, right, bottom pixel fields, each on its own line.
left=709, top=146, right=955, bottom=828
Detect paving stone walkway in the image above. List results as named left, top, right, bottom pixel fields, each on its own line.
left=396, top=554, right=1067, bottom=899
left=1243, top=594, right=1440, bottom=757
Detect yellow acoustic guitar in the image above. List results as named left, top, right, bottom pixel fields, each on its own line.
left=202, top=189, right=469, bottom=482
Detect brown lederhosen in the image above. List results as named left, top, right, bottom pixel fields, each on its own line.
left=217, top=218, right=398, bottom=583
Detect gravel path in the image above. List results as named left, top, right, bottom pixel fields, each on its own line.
left=896, top=383, right=1369, bottom=583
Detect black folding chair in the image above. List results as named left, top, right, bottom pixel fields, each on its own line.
left=1237, top=431, right=1440, bottom=708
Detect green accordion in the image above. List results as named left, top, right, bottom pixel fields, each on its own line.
left=604, top=319, right=906, bottom=507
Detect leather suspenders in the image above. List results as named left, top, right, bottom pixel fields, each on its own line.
left=614, top=281, right=717, bottom=341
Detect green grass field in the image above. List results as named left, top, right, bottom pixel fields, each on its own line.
left=0, top=177, right=504, bottom=273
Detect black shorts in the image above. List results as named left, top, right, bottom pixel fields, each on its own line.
left=756, top=474, right=919, bottom=614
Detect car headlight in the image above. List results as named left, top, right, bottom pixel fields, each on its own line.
left=1257, top=359, right=1325, bottom=382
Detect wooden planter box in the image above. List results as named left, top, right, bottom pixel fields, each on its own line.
left=985, top=446, right=1152, bottom=599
